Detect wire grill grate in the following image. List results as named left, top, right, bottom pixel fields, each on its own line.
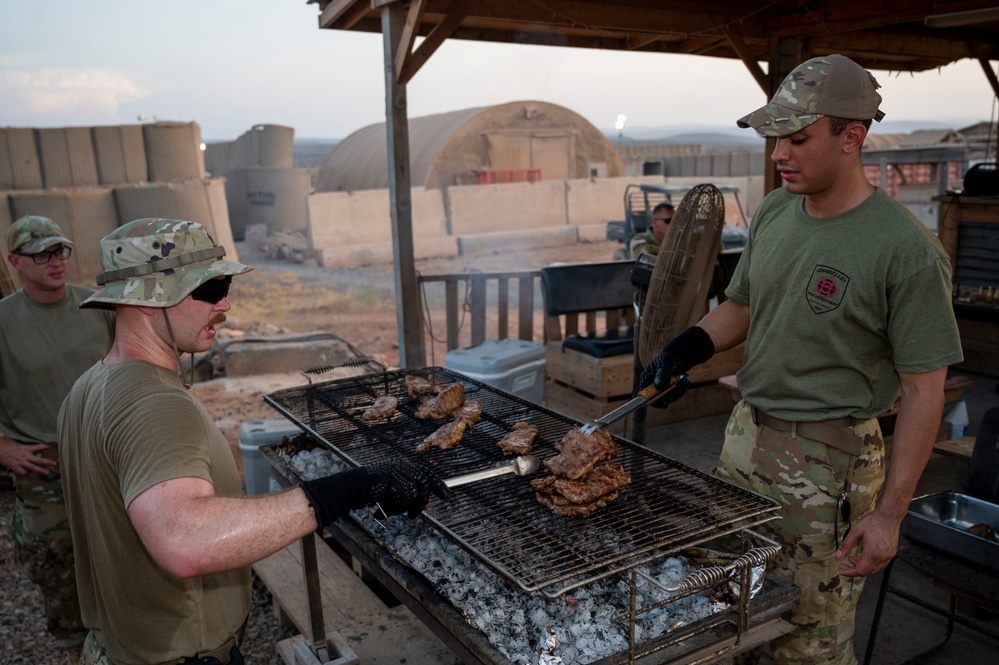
left=265, top=367, right=780, bottom=597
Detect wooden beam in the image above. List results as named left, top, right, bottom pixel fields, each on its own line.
left=719, top=23, right=768, bottom=94
left=381, top=4, right=425, bottom=368
left=398, top=0, right=476, bottom=85
left=762, top=38, right=802, bottom=196
left=318, top=0, right=367, bottom=30
left=393, top=0, right=426, bottom=83
left=979, top=58, right=999, bottom=161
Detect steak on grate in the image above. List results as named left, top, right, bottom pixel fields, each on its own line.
left=531, top=463, right=631, bottom=504
left=361, top=394, right=398, bottom=421
left=497, top=421, right=538, bottom=455
left=454, top=399, right=482, bottom=426
left=415, top=383, right=465, bottom=419
left=417, top=419, right=468, bottom=454
left=544, top=426, right=617, bottom=480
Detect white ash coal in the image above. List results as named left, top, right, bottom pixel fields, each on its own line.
left=287, top=447, right=728, bottom=665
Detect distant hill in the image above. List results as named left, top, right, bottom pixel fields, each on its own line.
left=294, top=139, right=340, bottom=170
left=604, top=118, right=990, bottom=151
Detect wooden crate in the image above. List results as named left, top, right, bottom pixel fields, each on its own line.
left=544, top=379, right=737, bottom=429
left=545, top=342, right=745, bottom=400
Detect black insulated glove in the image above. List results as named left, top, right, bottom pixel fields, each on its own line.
left=301, top=459, right=450, bottom=529
left=637, top=326, right=715, bottom=408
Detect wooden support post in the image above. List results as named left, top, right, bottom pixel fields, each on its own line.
left=762, top=39, right=802, bottom=195
left=381, top=3, right=425, bottom=368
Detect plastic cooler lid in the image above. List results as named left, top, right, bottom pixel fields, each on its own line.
left=445, top=339, right=544, bottom=374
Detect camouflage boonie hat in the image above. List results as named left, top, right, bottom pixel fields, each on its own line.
left=737, top=54, right=885, bottom=137
left=81, top=218, right=252, bottom=309
left=6, top=215, right=74, bottom=254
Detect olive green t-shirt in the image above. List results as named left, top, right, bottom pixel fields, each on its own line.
left=58, top=359, right=250, bottom=665
left=0, top=285, right=114, bottom=443
left=725, top=187, right=963, bottom=421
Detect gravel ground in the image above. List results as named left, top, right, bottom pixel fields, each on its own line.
left=0, top=487, right=295, bottom=665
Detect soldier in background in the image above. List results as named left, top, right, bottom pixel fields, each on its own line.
left=629, top=202, right=674, bottom=258
left=0, top=216, right=115, bottom=664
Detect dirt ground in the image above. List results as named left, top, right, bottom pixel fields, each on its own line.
left=193, top=235, right=624, bottom=480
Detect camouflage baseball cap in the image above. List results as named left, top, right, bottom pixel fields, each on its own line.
left=6, top=215, right=75, bottom=254
left=737, top=54, right=885, bottom=137
left=81, top=218, right=252, bottom=309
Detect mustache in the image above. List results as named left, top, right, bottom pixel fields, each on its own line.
left=208, top=313, right=227, bottom=328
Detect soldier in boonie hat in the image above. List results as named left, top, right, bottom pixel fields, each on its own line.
left=81, top=218, right=251, bottom=310
left=737, top=54, right=885, bottom=137
left=6, top=215, right=75, bottom=255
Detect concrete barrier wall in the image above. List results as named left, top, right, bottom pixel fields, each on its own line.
left=304, top=176, right=763, bottom=267
left=308, top=187, right=447, bottom=247
left=564, top=176, right=663, bottom=226
left=446, top=180, right=567, bottom=235
left=662, top=175, right=764, bottom=223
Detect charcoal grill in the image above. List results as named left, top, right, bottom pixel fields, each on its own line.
left=264, top=367, right=797, bottom=663
left=264, top=367, right=782, bottom=599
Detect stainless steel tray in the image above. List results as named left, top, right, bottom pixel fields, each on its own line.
left=901, top=491, right=999, bottom=574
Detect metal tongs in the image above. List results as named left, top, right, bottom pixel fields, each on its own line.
left=578, top=373, right=688, bottom=436
left=443, top=455, right=540, bottom=488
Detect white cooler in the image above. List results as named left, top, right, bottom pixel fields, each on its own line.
left=238, top=419, right=303, bottom=494
left=444, top=339, right=546, bottom=404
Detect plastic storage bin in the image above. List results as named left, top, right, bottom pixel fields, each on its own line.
left=238, top=418, right=303, bottom=494
left=445, top=339, right=546, bottom=404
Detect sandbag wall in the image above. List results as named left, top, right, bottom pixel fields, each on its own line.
left=204, top=124, right=307, bottom=239
left=1, top=122, right=237, bottom=291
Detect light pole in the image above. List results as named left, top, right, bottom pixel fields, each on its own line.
left=615, top=114, right=627, bottom=149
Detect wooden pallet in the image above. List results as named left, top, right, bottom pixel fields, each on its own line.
left=543, top=343, right=744, bottom=427
left=252, top=534, right=457, bottom=665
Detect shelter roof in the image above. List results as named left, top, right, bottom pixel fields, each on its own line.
left=311, top=1, right=999, bottom=74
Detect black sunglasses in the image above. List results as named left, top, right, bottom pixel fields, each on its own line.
left=835, top=488, right=852, bottom=545
left=190, top=276, right=232, bottom=304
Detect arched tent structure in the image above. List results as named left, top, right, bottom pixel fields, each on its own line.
left=316, top=101, right=625, bottom=192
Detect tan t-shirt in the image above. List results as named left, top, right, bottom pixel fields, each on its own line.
left=58, top=359, right=250, bottom=664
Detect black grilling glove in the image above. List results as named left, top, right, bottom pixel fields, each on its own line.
left=637, top=326, right=715, bottom=408
left=300, top=459, right=451, bottom=528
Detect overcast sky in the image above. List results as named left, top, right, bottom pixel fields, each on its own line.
left=2, top=1, right=997, bottom=141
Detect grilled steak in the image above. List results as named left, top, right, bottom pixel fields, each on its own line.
left=454, top=399, right=482, bottom=426
left=535, top=490, right=619, bottom=518
left=417, top=418, right=467, bottom=454
left=405, top=374, right=437, bottom=397
left=498, top=421, right=538, bottom=455
left=544, top=426, right=618, bottom=480
left=361, top=394, right=398, bottom=421
left=531, top=463, right=631, bottom=504
left=415, top=383, right=465, bottom=419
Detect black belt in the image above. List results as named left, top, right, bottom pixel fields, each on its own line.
left=748, top=403, right=866, bottom=456
left=173, top=617, right=247, bottom=665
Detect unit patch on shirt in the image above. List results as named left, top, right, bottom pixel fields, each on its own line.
left=806, top=265, right=850, bottom=314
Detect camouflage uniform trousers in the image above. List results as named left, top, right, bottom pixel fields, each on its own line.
left=715, top=401, right=885, bottom=665
left=11, top=444, right=87, bottom=649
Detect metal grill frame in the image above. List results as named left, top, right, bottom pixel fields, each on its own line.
left=264, top=367, right=781, bottom=598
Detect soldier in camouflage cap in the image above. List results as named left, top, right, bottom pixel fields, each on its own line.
left=639, top=53, right=962, bottom=665
left=81, top=218, right=251, bottom=309
left=3, top=215, right=115, bottom=664
left=737, top=54, right=885, bottom=137
left=6, top=215, right=75, bottom=255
